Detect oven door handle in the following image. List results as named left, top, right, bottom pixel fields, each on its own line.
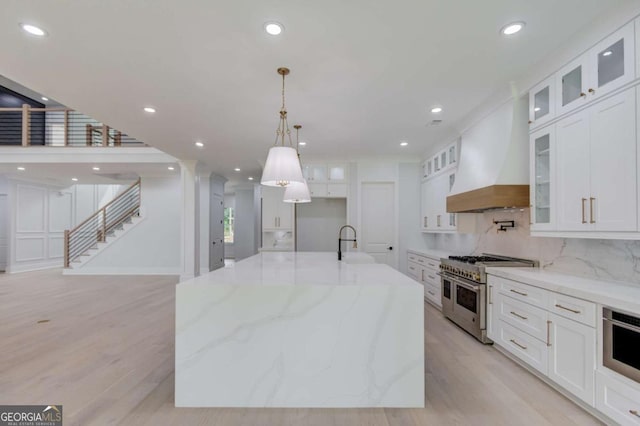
left=604, top=317, right=640, bottom=334
left=437, top=272, right=481, bottom=291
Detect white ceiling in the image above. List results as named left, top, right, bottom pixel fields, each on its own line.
left=0, top=0, right=630, bottom=185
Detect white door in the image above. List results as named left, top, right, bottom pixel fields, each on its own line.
left=548, top=313, right=596, bottom=406
left=0, top=195, right=7, bottom=272
left=556, top=110, right=591, bottom=231
left=589, top=88, right=637, bottom=231
left=361, top=182, right=395, bottom=267
left=261, top=187, right=280, bottom=230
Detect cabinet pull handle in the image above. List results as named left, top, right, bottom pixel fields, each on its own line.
left=437, top=215, right=441, bottom=227
left=510, top=311, right=528, bottom=320
left=421, top=269, right=424, bottom=281
left=581, top=198, right=587, bottom=223
left=510, top=339, right=527, bottom=350
left=489, top=285, right=493, bottom=305
left=510, top=289, right=528, bottom=297
left=589, top=197, right=595, bottom=224
left=580, top=92, right=587, bottom=98
left=546, top=320, right=551, bottom=347
left=588, top=88, right=595, bottom=94
left=428, top=290, right=435, bottom=296
left=529, top=204, right=533, bottom=225
left=630, top=410, right=640, bottom=418
left=555, top=304, right=581, bottom=314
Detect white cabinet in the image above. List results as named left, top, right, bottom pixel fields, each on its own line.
left=530, top=127, right=556, bottom=230
left=262, top=186, right=294, bottom=231
left=303, top=163, right=348, bottom=198
left=596, top=370, right=640, bottom=426
left=548, top=312, right=596, bottom=405
left=588, top=22, right=635, bottom=100
left=555, top=22, right=635, bottom=116
left=406, top=251, right=441, bottom=309
left=529, top=76, right=556, bottom=129
left=556, top=88, right=637, bottom=232
left=487, top=275, right=597, bottom=408
left=421, top=172, right=456, bottom=233
left=556, top=54, right=589, bottom=116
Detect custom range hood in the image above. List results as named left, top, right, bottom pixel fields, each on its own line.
left=447, top=96, right=530, bottom=213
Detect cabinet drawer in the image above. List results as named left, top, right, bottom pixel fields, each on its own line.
left=596, top=370, right=640, bottom=425
left=422, top=269, right=439, bottom=287
left=424, top=281, right=441, bottom=308
left=548, top=293, right=596, bottom=327
left=491, top=275, right=549, bottom=309
left=423, top=258, right=439, bottom=270
left=408, top=253, right=419, bottom=263
left=407, top=261, right=421, bottom=281
left=498, top=294, right=549, bottom=343
left=497, top=320, right=548, bottom=375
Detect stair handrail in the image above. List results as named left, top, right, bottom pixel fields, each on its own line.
left=64, top=178, right=141, bottom=267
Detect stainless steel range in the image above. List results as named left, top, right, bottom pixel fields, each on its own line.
left=438, top=254, right=539, bottom=344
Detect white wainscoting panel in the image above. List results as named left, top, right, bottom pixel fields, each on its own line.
left=15, top=236, right=45, bottom=262
left=16, top=185, right=46, bottom=233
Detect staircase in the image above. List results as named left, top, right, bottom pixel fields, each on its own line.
left=64, top=178, right=141, bottom=268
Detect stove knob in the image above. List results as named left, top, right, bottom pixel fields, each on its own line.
left=473, top=273, right=480, bottom=281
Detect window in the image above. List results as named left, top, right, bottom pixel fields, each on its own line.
left=224, top=207, right=234, bottom=243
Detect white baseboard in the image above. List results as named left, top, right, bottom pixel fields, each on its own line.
left=63, top=266, right=180, bottom=276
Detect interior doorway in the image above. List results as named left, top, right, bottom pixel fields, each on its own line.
left=361, top=182, right=396, bottom=268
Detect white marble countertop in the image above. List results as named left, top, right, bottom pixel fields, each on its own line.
left=487, top=267, right=640, bottom=314
left=407, top=248, right=457, bottom=262
left=181, top=252, right=421, bottom=287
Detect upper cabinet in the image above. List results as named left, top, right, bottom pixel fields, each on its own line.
left=529, top=127, right=555, bottom=231
left=529, top=76, right=556, bottom=129
left=303, top=162, right=348, bottom=198
left=420, top=140, right=459, bottom=233
left=588, top=22, right=635, bottom=99
left=530, top=22, right=636, bottom=127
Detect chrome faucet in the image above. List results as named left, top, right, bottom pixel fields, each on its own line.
left=338, top=225, right=357, bottom=261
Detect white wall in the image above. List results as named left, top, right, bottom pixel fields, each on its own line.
left=76, top=176, right=181, bottom=274
left=296, top=198, right=346, bottom=252
left=234, top=186, right=259, bottom=261
left=398, top=163, right=427, bottom=274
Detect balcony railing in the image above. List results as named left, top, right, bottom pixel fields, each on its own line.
left=0, top=104, right=146, bottom=147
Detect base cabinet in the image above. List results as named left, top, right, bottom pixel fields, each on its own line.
left=487, top=275, right=597, bottom=407
left=548, top=312, right=596, bottom=405
left=406, top=251, right=441, bottom=309
left=596, top=370, right=640, bottom=426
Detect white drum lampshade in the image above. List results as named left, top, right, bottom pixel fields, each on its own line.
left=283, top=180, right=311, bottom=203
left=261, top=146, right=305, bottom=187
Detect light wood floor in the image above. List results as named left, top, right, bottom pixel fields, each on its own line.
left=0, top=269, right=601, bottom=426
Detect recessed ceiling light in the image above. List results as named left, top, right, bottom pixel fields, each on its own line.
left=17, top=166, right=25, bottom=171
left=20, top=23, right=47, bottom=37
left=71, top=177, right=78, bottom=182
left=143, top=107, right=156, bottom=113
left=501, top=22, right=525, bottom=36
left=534, top=107, right=541, bottom=112
left=234, top=168, right=241, bottom=172
left=195, top=141, right=204, bottom=148
left=264, top=22, right=284, bottom=35
left=92, top=166, right=100, bottom=171
left=248, top=177, right=254, bottom=181
left=400, top=141, right=409, bottom=147
left=41, top=97, right=49, bottom=101
left=168, top=166, right=175, bottom=171
left=431, top=107, right=443, bottom=113
left=299, top=141, right=307, bottom=146
left=603, top=50, right=613, bottom=57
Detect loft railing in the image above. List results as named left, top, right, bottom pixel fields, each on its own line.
left=64, top=178, right=141, bottom=267
left=0, top=104, right=146, bottom=147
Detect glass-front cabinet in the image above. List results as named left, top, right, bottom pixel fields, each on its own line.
left=529, top=127, right=555, bottom=231
left=529, top=76, right=555, bottom=129
left=556, top=55, right=588, bottom=116
left=448, top=144, right=456, bottom=166
left=327, top=163, right=347, bottom=182
left=588, top=21, right=635, bottom=100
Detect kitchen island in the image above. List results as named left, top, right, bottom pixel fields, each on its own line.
left=175, top=252, right=424, bottom=408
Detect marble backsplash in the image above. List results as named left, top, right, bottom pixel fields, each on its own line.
left=427, top=209, right=640, bottom=285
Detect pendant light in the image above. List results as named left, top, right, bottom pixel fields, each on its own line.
left=283, top=124, right=311, bottom=203
left=261, top=67, right=305, bottom=187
